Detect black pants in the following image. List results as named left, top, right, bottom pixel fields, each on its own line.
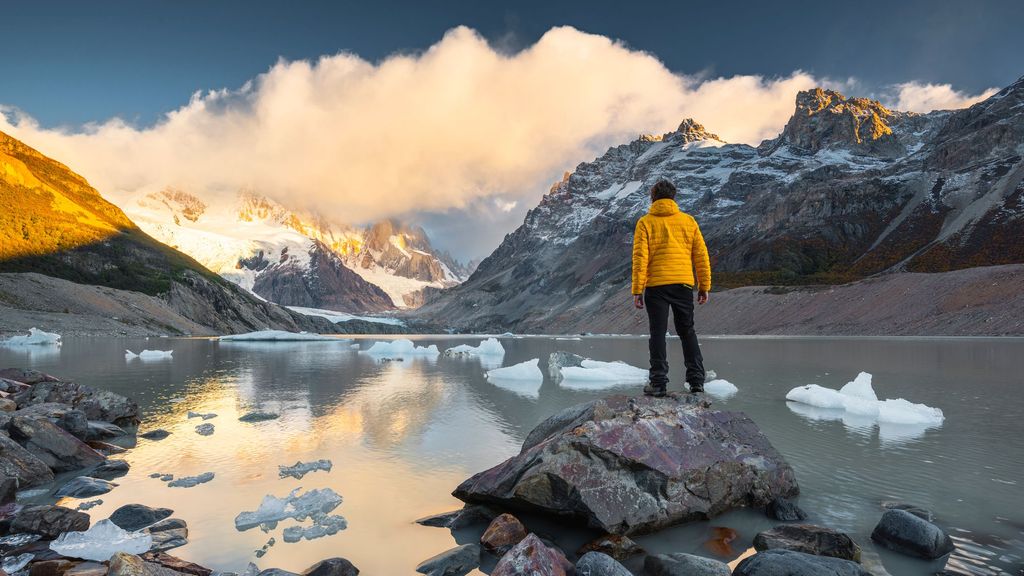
left=645, top=284, right=705, bottom=387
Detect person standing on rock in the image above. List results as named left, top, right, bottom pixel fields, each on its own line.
left=632, top=179, right=711, bottom=396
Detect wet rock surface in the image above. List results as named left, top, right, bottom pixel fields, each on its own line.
left=753, top=524, right=861, bottom=561
left=644, top=553, right=732, bottom=576
left=454, top=394, right=799, bottom=534
left=110, top=504, right=175, bottom=531
left=577, top=533, right=644, bottom=560
left=479, top=513, right=528, bottom=555
left=574, top=551, right=632, bottom=576
left=734, top=549, right=872, bottom=576
left=871, top=508, right=954, bottom=559
left=766, top=497, right=808, bottom=521
left=54, top=476, right=117, bottom=498
left=490, top=534, right=572, bottom=576
left=300, top=558, right=359, bottom=576
left=415, top=543, right=480, bottom=576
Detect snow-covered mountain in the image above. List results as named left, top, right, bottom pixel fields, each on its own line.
left=417, top=77, right=1024, bottom=332
left=126, top=191, right=467, bottom=311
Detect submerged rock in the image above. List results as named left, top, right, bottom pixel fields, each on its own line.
left=644, top=553, right=731, bottom=576
left=753, top=524, right=861, bottom=561
left=871, top=509, right=954, bottom=559
left=575, top=552, right=632, bottom=576
left=480, top=513, right=527, bottom=555
left=194, top=423, right=214, bottom=436
left=577, top=534, right=644, bottom=560
left=140, top=429, right=171, bottom=441
left=110, top=504, right=174, bottom=531
left=491, top=534, right=572, bottom=576
left=766, top=497, right=808, bottom=521
left=92, top=459, right=131, bottom=479
left=454, top=394, right=798, bottom=534
left=415, top=504, right=499, bottom=530
left=734, top=549, right=871, bottom=576
left=54, top=476, right=117, bottom=498
left=238, top=412, right=280, bottom=423
left=415, top=543, right=479, bottom=576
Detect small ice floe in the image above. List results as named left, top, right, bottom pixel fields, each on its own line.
left=149, top=473, right=174, bottom=482
left=786, top=372, right=944, bottom=443
left=219, top=330, right=346, bottom=342
left=559, top=360, right=648, bottom=389
left=234, top=487, right=344, bottom=532
left=706, top=369, right=718, bottom=380
left=49, top=519, right=152, bottom=561
left=279, top=459, right=333, bottom=480
left=2, top=553, right=34, bottom=573
left=76, top=499, right=103, bottom=511
left=485, top=359, right=544, bottom=399
left=167, top=472, right=214, bottom=488
left=2, top=327, right=61, bottom=346
left=194, top=423, right=215, bottom=436
left=349, top=343, right=360, bottom=349
left=361, top=339, right=440, bottom=359
left=187, top=411, right=217, bottom=421
left=444, top=338, right=506, bottom=357
left=125, top=349, right=173, bottom=360
left=282, top=514, right=348, bottom=543
left=704, top=379, right=739, bottom=399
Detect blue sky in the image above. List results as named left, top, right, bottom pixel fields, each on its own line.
left=5, top=0, right=1022, bottom=128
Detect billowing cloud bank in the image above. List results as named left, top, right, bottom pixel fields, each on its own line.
left=0, top=26, right=997, bottom=235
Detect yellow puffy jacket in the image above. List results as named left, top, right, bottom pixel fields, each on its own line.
left=631, top=198, right=711, bottom=294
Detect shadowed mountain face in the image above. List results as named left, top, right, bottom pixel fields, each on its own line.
left=0, top=130, right=336, bottom=335
left=417, top=78, right=1024, bottom=332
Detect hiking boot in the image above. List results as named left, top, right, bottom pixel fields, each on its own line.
left=643, top=383, right=667, bottom=397
left=688, top=382, right=705, bottom=394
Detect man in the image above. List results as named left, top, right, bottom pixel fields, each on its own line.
left=632, top=179, right=711, bottom=396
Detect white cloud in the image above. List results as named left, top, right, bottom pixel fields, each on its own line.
left=889, top=81, right=999, bottom=112
left=494, top=198, right=518, bottom=213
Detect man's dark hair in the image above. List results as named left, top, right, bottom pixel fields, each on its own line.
left=650, top=180, right=677, bottom=201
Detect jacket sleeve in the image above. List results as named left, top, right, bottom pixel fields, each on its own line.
left=631, top=219, right=649, bottom=295
left=692, top=221, right=712, bottom=291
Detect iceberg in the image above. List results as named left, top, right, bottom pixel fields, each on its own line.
left=125, top=349, right=173, bottom=360
left=444, top=338, right=506, bottom=357
left=559, top=359, right=648, bottom=388
left=361, top=339, right=440, bottom=358
left=234, top=487, right=343, bottom=532
left=786, top=372, right=944, bottom=441
left=279, top=459, right=333, bottom=480
left=486, top=359, right=544, bottom=399
left=3, top=328, right=61, bottom=346
left=704, top=378, right=739, bottom=399
left=219, top=330, right=347, bottom=342
left=281, top=514, right=348, bottom=543
left=49, top=519, right=152, bottom=561
left=187, top=411, right=218, bottom=420
left=167, top=472, right=215, bottom=488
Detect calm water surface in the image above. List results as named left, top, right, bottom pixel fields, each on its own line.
left=1, top=336, right=1022, bottom=575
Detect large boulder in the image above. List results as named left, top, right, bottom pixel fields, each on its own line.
left=8, top=415, right=106, bottom=472
left=491, top=534, right=572, bottom=576
left=454, top=395, right=798, bottom=534
left=644, top=553, right=731, bottom=576
left=871, top=509, right=954, bottom=559
left=733, top=549, right=871, bottom=576
left=575, top=552, right=632, bottom=576
left=0, top=433, right=54, bottom=487
left=11, top=505, right=90, bottom=538
left=753, top=524, right=861, bottom=561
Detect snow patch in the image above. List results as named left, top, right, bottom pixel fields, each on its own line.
left=287, top=306, right=405, bottom=326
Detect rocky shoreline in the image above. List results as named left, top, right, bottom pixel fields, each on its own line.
left=0, top=367, right=962, bottom=575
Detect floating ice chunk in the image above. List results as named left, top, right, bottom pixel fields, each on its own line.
left=49, top=519, right=152, bottom=561
left=279, top=459, right=333, bottom=480
left=555, top=337, right=581, bottom=341
left=362, top=339, right=440, bottom=358
left=168, top=472, right=214, bottom=488
left=234, top=487, right=343, bottom=532
left=704, top=379, right=739, bottom=399
left=281, top=514, right=348, bottom=543
left=486, top=359, right=543, bottom=399
left=195, top=423, right=215, bottom=436
left=499, top=332, right=515, bottom=337
left=706, top=369, right=717, bottom=380
left=2, top=553, right=33, bottom=573
left=559, top=360, right=648, bottom=388
left=786, top=372, right=944, bottom=441
left=77, top=499, right=103, bottom=511
left=125, top=349, right=173, bottom=360
left=2, top=327, right=61, bottom=346
left=839, top=372, right=877, bottom=400
left=187, top=411, right=218, bottom=420
left=349, top=343, right=360, bottom=349
left=220, top=331, right=346, bottom=342
left=444, top=338, right=506, bottom=357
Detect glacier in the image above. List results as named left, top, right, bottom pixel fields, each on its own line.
left=219, top=330, right=347, bottom=342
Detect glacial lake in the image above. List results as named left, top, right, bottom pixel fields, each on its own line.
left=1, top=335, right=1022, bottom=575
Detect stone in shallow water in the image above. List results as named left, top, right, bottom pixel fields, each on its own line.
left=454, top=395, right=799, bottom=534
left=645, top=553, right=731, bottom=576
left=575, top=551, right=631, bottom=576
left=194, top=423, right=215, bottom=436
left=766, top=497, right=808, bottom=521
left=300, top=558, right=359, bottom=576
left=77, top=499, right=103, bottom=511
left=415, top=543, right=479, bottom=576
left=187, top=411, right=217, bottom=421
left=577, top=533, right=644, bottom=561
left=491, top=534, right=571, bottom=576
left=109, top=504, right=174, bottom=531
left=55, top=476, right=117, bottom=498
left=881, top=501, right=933, bottom=522
left=92, top=459, right=131, bottom=479
left=239, top=412, right=280, bottom=423
left=753, top=524, right=861, bottom=561
left=480, top=513, right=527, bottom=555
left=140, top=429, right=171, bottom=441
left=871, top=509, right=954, bottom=559
left=146, top=518, right=189, bottom=553
left=733, top=549, right=871, bottom=576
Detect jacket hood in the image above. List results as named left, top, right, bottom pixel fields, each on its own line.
left=649, top=198, right=681, bottom=216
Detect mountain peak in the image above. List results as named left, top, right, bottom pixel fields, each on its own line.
left=675, top=118, right=723, bottom=144
left=761, top=87, right=901, bottom=156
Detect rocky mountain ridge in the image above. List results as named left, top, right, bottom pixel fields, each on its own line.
left=417, top=76, right=1024, bottom=332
